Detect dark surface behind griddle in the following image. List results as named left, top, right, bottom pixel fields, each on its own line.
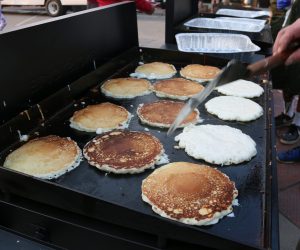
left=0, top=48, right=269, bottom=249
left=0, top=2, right=139, bottom=125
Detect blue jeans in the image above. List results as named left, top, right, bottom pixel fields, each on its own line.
left=0, top=8, right=6, bottom=31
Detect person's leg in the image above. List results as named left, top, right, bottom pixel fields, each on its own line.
left=293, top=102, right=300, bottom=126
left=286, top=94, right=298, bottom=117
left=275, top=94, right=297, bottom=127
left=0, top=5, right=6, bottom=31
left=280, top=98, right=300, bottom=144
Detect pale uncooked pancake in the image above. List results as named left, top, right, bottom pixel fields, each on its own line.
left=180, top=64, right=220, bottom=82
left=4, top=135, right=82, bottom=179
left=130, top=62, right=177, bottom=80
left=101, top=78, right=152, bottom=99
left=142, top=162, right=238, bottom=226
left=175, top=125, right=257, bottom=165
left=70, top=102, right=131, bottom=133
left=215, top=79, right=264, bottom=98
left=83, top=131, right=164, bottom=174
left=153, top=78, right=204, bottom=100
left=205, top=96, right=263, bottom=122
left=137, top=100, right=200, bottom=128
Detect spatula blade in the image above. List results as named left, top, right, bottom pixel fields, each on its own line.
left=167, top=60, right=248, bottom=136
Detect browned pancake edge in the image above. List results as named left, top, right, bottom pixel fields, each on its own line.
left=83, top=131, right=164, bottom=174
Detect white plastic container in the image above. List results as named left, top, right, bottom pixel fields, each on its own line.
left=184, top=18, right=264, bottom=32
left=216, top=16, right=267, bottom=25
left=216, top=9, right=270, bottom=18
left=175, top=33, right=260, bottom=53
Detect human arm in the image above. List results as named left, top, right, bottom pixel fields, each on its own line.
left=273, top=18, right=300, bottom=65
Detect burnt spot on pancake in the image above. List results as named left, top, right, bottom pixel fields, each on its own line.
left=83, top=131, right=164, bottom=174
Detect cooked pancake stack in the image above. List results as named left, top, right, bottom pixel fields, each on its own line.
left=4, top=135, right=82, bottom=179
left=101, top=78, right=152, bottom=99
left=142, top=162, right=238, bottom=225
left=83, top=131, right=164, bottom=174
left=130, top=62, right=177, bottom=79
left=180, top=64, right=221, bottom=82
left=153, top=78, right=204, bottom=100
left=70, top=102, right=132, bottom=133
left=3, top=59, right=266, bottom=227
left=137, top=100, right=199, bottom=128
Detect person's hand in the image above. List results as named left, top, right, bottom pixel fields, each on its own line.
left=273, top=18, right=300, bottom=65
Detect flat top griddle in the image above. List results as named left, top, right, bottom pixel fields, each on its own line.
left=0, top=48, right=271, bottom=250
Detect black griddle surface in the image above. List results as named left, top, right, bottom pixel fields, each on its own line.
left=0, top=49, right=269, bottom=249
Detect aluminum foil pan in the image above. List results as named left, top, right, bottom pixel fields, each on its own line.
left=175, top=33, right=261, bottom=53
left=216, top=16, right=267, bottom=25
left=184, top=17, right=264, bottom=32
left=216, top=9, right=270, bottom=18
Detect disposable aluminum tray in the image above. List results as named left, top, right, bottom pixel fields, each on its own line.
left=176, top=33, right=260, bottom=53
left=216, top=9, right=270, bottom=18
left=0, top=48, right=274, bottom=250
left=184, top=18, right=265, bottom=32
left=216, top=17, right=267, bottom=25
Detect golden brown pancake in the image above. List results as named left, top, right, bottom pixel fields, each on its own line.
left=4, top=135, right=81, bottom=179
left=137, top=100, right=199, bottom=128
left=83, top=131, right=164, bottom=174
left=142, top=162, right=238, bottom=226
left=180, top=64, right=220, bottom=82
left=70, top=102, right=131, bottom=133
left=101, top=78, right=152, bottom=99
left=131, top=62, right=177, bottom=79
left=153, top=78, right=204, bottom=100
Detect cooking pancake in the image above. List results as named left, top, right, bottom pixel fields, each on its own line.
left=70, top=102, right=131, bottom=133
left=137, top=100, right=200, bottom=128
left=130, top=62, right=177, bottom=79
left=180, top=64, right=220, bottom=82
left=215, top=79, right=264, bottom=98
left=142, top=162, right=238, bottom=226
left=205, top=96, right=263, bottom=122
left=153, top=78, right=204, bottom=100
left=101, top=78, right=152, bottom=99
left=83, top=131, right=164, bottom=174
left=3, top=135, right=82, bottom=179
left=175, top=125, right=257, bottom=165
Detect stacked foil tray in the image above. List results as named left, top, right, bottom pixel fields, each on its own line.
left=184, top=18, right=265, bottom=32
left=176, top=33, right=260, bottom=53
left=216, top=8, right=270, bottom=18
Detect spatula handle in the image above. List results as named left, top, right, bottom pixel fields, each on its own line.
left=247, top=42, right=300, bottom=76
left=247, top=49, right=294, bottom=76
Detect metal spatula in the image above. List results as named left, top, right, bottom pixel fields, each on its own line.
left=167, top=48, right=297, bottom=136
